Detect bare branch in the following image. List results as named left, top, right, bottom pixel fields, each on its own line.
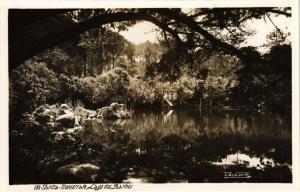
left=266, top=13, right=284, bottom=39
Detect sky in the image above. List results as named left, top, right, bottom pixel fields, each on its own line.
left=243, top=14, right=290, bottom=49
left=119, top=21, right=159, bottom=44
left=119, top=13, right=291, bottom=52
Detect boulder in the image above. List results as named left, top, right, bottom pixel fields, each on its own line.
left=110, top=102, right=125, bottom=111
left=55, top=111, right=75, bottom=128
left=22, top=104, right=82, bottom=145
left=22, top=105, right=59, bottom=144
left=56, top=163, right=100, bottom=182
left=74, top=106, right=97, bottom=119
left=97, top=106, right=118, bottom=119
left=74, top=116, right=82, bottom=126
left=49, top=126, right=83, bottom=144
left=50, top=131, right=76, bottom=144
left=97, top=102, right=132, bottom=119
left=50, top=131, right=66, bottom=143
left=66, top=126, right=83, bottom=136
left=58, top=104, right=73, bottom=115
left=32, top=104, right=57, bottom=123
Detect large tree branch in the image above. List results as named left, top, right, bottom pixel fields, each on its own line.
left=264, top=8, right=291, bottom=17
left=154, top=9, right=246, bottom=60
left=11, top=8, right=288, bottom=70
left=189, top=8, right=291, bottom=18
left=10, top=11, right=183, bottom=70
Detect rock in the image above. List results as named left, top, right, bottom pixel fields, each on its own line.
left=97, top=106, right=118, bottom=119
left=59, top=104, right=71, bottom=109
left=66, top=126, right=83, bottom=136
left=55, top=111, right=75, bottom=128
left=49, top=126, right=83, bottom=144
left=32, top=105, right=57, bottom=123
left=74, top=106, right=97, bottom=119
left=97, top=103, right=132, bottom=119
left=56, top=163, right=100, bottom=182
left=58, top=104, right=73, bottom=116
left=74, top=116, right=82, bottom=126
left=46, top=122, right=63, bottom=131
left=50, top=131, right=66, bottom=143
left=22, top=105, right=58, bottom=144
left=110, top=102, right=125, bottom=111
left=50, top=130, right=77, bottom=144
left=22, top=104, right=80, bottom=145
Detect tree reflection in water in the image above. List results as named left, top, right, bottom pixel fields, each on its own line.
left=80, top=108, right=291, bottom=183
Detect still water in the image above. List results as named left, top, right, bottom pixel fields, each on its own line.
left=81, top=108, right=292, bottom=183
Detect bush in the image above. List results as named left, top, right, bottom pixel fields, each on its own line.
left=58, top=74, right=78, bottom=102
left=128, top=77, right=157, bottom=105
left=174, top=74, right=198, bottom=102
left=10, top=60, right=60, bottom=114
left=74, top=68, right=130, bottom=107
left=10, top=60, right=60, bottom=131
left=203, top=75, right=238, bottom=106
left=128, top=74, right=199, bottom=106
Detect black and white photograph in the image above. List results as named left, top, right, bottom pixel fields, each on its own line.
left=1, top=1, right=300, bottom=191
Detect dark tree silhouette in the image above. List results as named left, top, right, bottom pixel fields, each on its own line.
left=9, top=8, right=291, bottom=70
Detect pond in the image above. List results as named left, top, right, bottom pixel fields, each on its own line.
left=80, top=108, right=292, bottom=183
left=10, top=108, right=292, bottom=184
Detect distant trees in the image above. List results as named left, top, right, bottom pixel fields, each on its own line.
left=30, top=27, right=136, bottom=78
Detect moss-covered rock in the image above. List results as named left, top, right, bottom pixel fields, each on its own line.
left=56, top=163, right=100, bottom=182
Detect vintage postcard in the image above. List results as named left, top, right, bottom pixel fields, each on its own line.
left=0, top=0, right=299, bottom=191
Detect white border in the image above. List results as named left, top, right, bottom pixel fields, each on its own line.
left=0, top=0, right=294, bottom=8
left=0, top=0, right=299, bottom=191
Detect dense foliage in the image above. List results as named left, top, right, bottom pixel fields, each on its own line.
left=10, top=61, right=60, bottom=115
left=10, top=63, right=240, bottom=114
left=233, top=44, right=291, bottom=109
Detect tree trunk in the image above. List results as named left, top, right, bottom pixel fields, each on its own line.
left=83, top=50, right=87, bottom=77
left=112, top=56, right=115, bottom=69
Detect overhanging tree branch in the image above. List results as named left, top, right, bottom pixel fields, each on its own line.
left=10, top=11, right=183, bottom=70
left=10, top=8, right=290, bottom=70
left=154, top=9, right=246, bottom=60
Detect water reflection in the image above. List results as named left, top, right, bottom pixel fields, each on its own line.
left=81, top=108, right=291, bottom=183
left=212, top=152, right=276, bottom=170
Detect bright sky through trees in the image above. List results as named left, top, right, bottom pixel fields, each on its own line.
left=119, top=21, right=159, bottom=44
left=120, top=14, right=290, bottom=52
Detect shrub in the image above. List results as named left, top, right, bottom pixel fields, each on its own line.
left=10, top=60, right=60, bottom=114
left=74, top=68, right=130, bottom=107
left=9, top=60, right=60, bottom=131
left=174, top=75, right=198, bottom=102
left=203, top=75, right=238, bottom=106
left=58, top=74, right=78, bottom=102
left=128, top=77, right=157, bottom=105
left=128, top=74, right=199, bottom=105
